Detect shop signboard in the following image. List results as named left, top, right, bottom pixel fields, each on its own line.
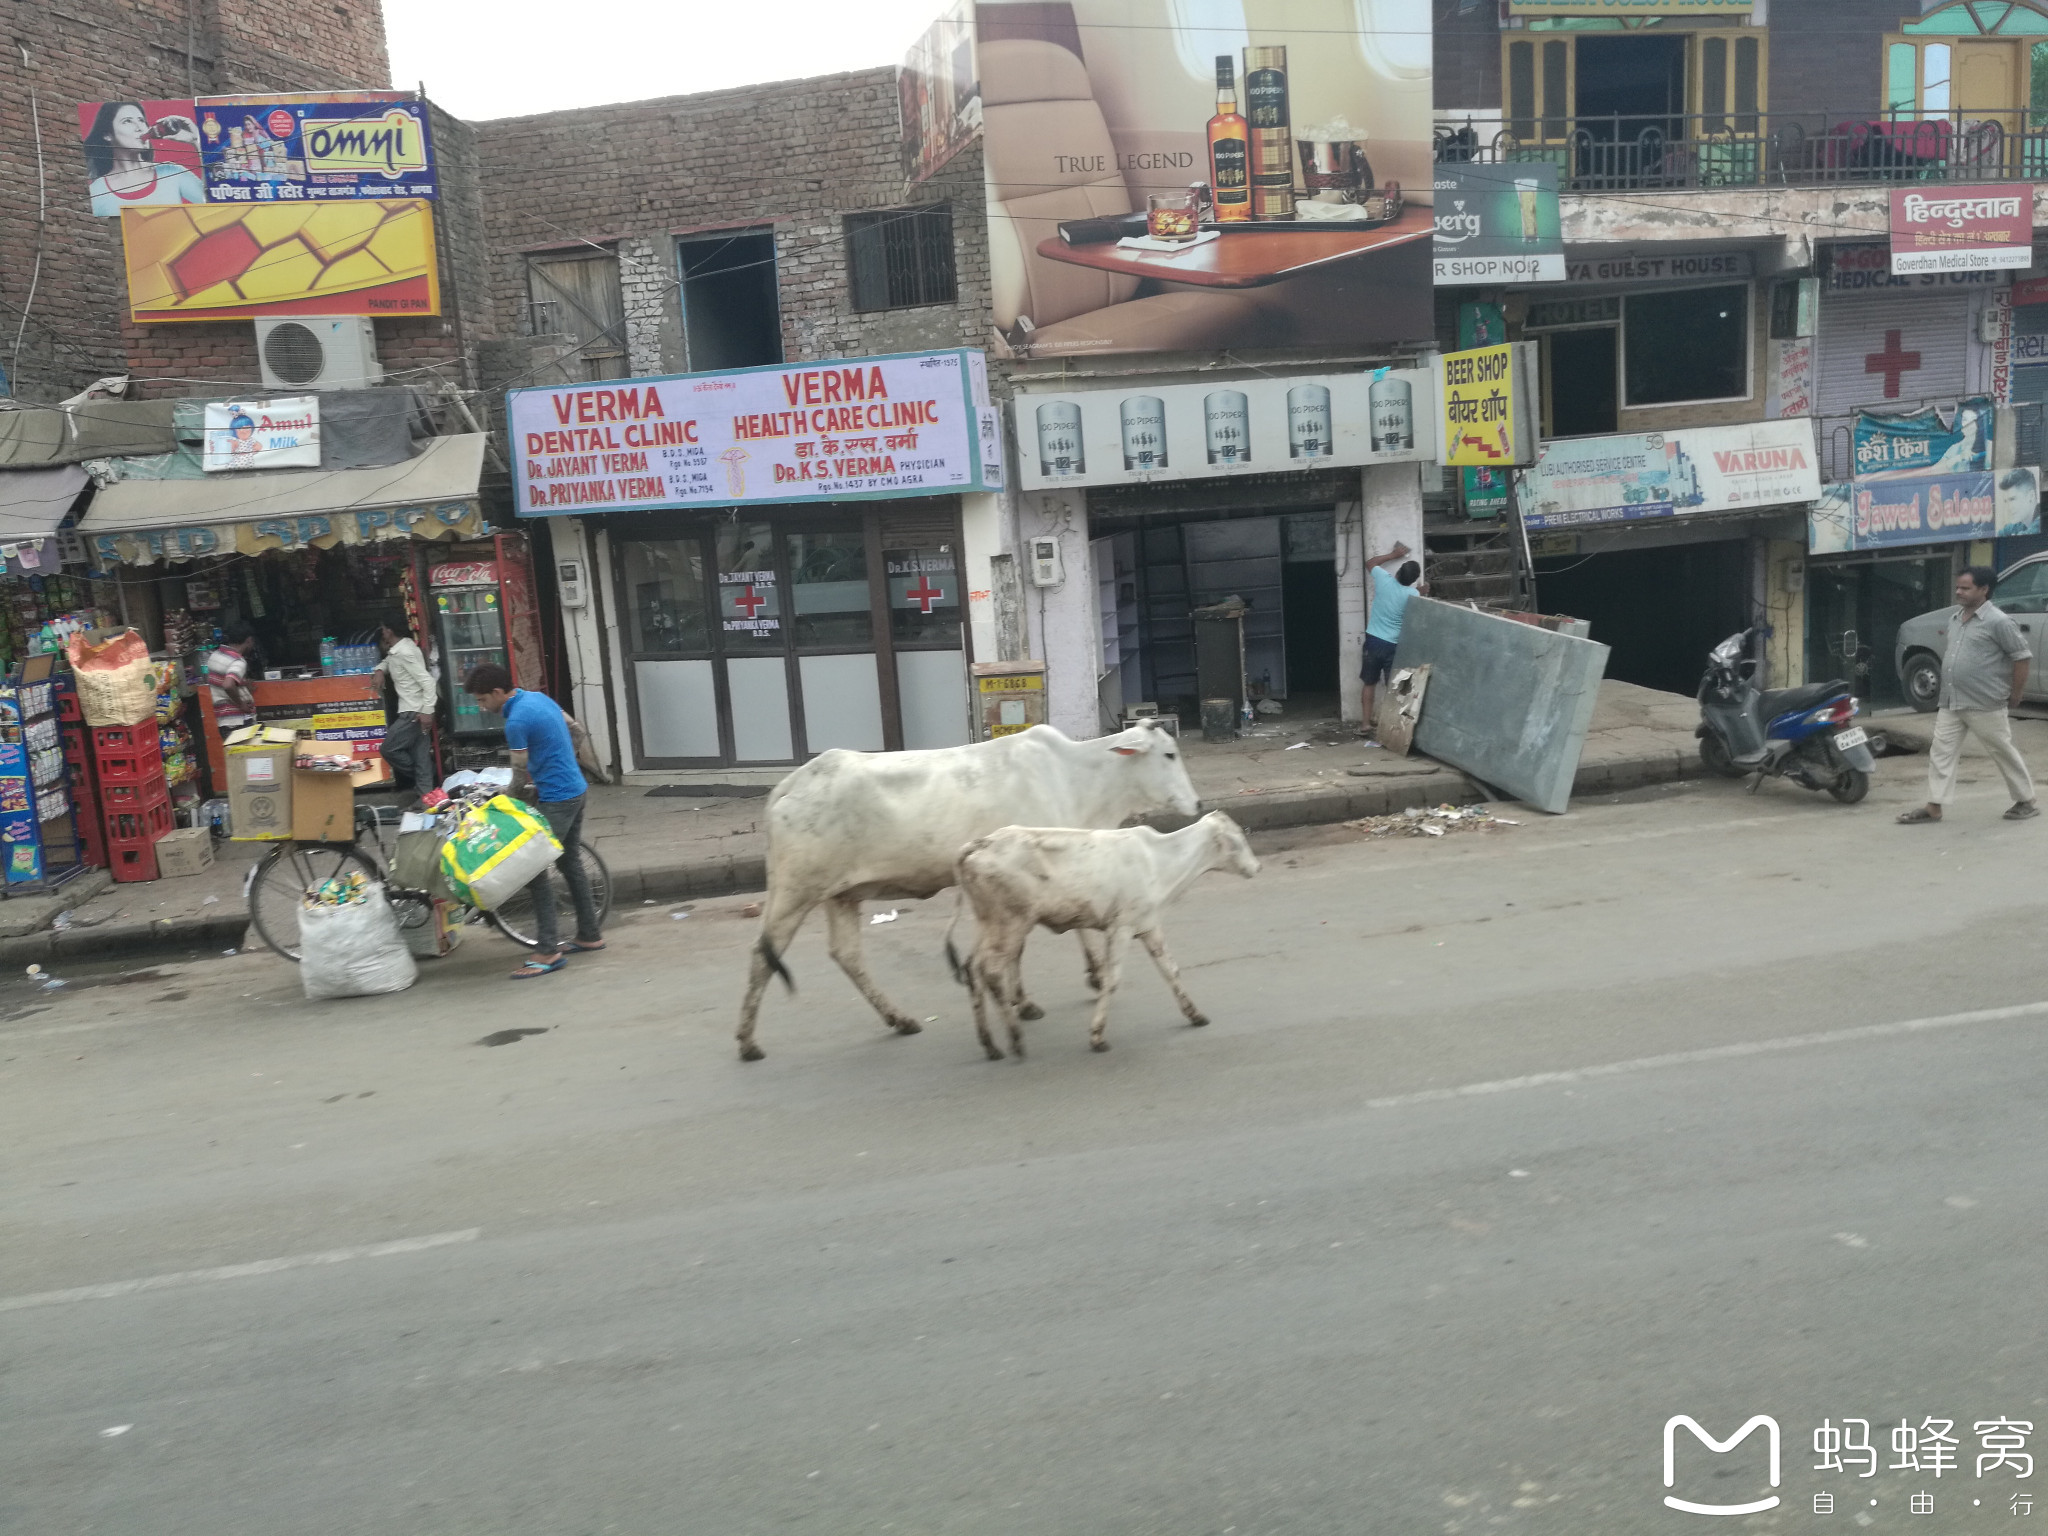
left=1851, top=396, right=1991, bottom=480
left=509, top=350, right=1001, bottom=515
left=1808, top=467, right=2040, bottom=555
left=1433, top=164, right=1564, bottom=284
left=1516, top=420, right=1821, bottom=530
left=202, top=397, right=321, bottom=472
left=90, top=498, right=486, bottom=566
left=121, top=198, right=439, bottom=321
left=961, top=0, right=1433, bottom=356
left=1438, top=343, right=1536, bottom=469
left=1889, top=185, right=2031, bottom=275
left=1010, top=366, right=1435, bottom=491
left=1563, top=252, right=1753, bottom=285
left=1509, top=0, right=1749, bottom=12
left=195, top=94, right=433, bottom=202
left=77, top=99, right=205, bottom=216
left=1826, top=241, right=2006, bottom=291
left=899, top=0, right=979, bottom=185
left=2012, top=272, right=2048, bottom=306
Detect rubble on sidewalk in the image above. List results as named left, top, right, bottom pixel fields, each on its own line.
left=1345, top=803, right=1521, bottom=839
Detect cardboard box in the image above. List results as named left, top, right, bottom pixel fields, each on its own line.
left=290, top=748, right=391, bottom=843
left=153, top=825, right=215, bottom=878
left=227, top=742, right=293, bottom=841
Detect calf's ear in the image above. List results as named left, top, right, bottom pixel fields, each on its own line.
left=1110, top=744, right=1140, bottom=756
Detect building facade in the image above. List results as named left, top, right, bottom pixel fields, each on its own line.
left=1434, top=0, right=2048, bottom=708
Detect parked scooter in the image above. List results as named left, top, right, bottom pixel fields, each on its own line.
left=1695, top=628, right=1876, bottom=804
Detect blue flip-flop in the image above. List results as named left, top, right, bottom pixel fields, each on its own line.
left=510, top=956, right=568, bottom=979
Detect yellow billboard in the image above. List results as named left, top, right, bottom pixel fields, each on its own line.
left=120, top=198, right=439, bottom=322
left=1439, top=343, right=1525, bottom=468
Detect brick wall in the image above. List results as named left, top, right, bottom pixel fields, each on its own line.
left=0, top=0, right=391, bottom=404
left=471, top=67, right=992, bottom=391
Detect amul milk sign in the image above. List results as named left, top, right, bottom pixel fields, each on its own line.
left=508, top=349, right=1002, bottom=516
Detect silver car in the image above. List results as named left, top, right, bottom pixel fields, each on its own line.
left=1893, top=554, right=2048, bottom=712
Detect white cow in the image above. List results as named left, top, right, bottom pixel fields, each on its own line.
left=946, top=811, right=1258, bottom=1059
left=737, top=720, right=1197, bottom=1061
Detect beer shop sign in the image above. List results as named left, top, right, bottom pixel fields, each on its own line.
left=1011, top=367, right=1436, bottom=492
left=508, top=348, right=1002, bottom=515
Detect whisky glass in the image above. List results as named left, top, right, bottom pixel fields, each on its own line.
left=1145, top=192, right=1199, bottom=242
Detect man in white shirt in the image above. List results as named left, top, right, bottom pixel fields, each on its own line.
left=374, top=615, right=439, bottom=797
left=205, top=624, right=257, bottom=732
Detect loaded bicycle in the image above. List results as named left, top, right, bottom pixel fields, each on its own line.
left=244, top=778, right=612, bottom=962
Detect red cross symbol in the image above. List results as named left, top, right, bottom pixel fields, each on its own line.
left=731, top=584, right=767, bottom=619
left=1864, top=329, right=1922, bottom=399
left=905, top=574, right=945, bottom=613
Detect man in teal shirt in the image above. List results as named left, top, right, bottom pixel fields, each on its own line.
left=1360, top=542, right=1423, bottom=736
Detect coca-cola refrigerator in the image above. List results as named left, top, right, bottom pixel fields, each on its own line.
left=425, top=532, right=546, bottom=741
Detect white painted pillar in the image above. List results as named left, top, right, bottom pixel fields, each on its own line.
left=959, top=490, right=1004, bottom=663
left=562, top=520, right=634, bottom=775
left=1335, top=498, right=1365, bottom=723
left=1344, top=463, right=1425, bottom=722
left=1018, top=488, right=1100, bottom=739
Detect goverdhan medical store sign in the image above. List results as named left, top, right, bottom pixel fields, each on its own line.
left=508, top=349, right=1003, bottom=516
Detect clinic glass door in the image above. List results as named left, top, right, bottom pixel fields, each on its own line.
left=618, top=515, right=886, bottom=767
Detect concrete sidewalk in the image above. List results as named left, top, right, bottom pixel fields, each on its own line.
left=4, top=678, right=1916, bottom=967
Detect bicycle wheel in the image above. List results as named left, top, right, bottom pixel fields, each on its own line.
left=246, top=840, right=385, bottom=962
left=485, top=842, right=613, bottom=950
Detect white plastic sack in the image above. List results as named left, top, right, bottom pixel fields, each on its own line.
left=300, top=883, right=418, bottom=1000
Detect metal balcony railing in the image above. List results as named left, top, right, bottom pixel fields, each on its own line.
left=1434, top=109, right=2048, bottom=192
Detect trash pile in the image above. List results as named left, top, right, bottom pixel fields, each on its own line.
left=303, top=869, right=373, bottom=909
left=1346, top=804, right=1520, bottom=839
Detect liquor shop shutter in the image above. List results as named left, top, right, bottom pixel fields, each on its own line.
left=1816, top=290, right=1972, bottom=418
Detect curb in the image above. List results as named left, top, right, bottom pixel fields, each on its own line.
left=18, top=751, right=1706, bottom=966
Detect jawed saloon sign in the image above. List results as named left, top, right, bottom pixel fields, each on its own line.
left=508, top=350, right=1002, bottom=516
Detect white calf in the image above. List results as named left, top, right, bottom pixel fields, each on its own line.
left=947, top=811, right=1258, bottom=1058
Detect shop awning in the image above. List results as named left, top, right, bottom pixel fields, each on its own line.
left=0, top=464, right=89, bottom=574
left=0, top=400, right=177, bottom=466
left=79, top=434, right=490, bottom=565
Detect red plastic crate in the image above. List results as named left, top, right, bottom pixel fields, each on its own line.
left=92, top=723, right=154, bottom=752
left=100, top=779, right=171, bottom=813
left=58, top=692, right=81, bottom=723
left=105, top=797, right=174, bottom=846
left=76, top=814, right=107, bottom=870
left=107, top=839, right=159, bottom=883
left=94, top=743, right=165, bottom=785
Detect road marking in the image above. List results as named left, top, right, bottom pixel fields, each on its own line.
left=0, top=1228, right=481, bottom=1313
left=1363, top=1000, right=2048, bottom=1112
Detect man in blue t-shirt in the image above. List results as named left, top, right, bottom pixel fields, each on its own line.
left=465, top=664, right=604, bottom=978
left=1360, top=542, right=1424, bottom=737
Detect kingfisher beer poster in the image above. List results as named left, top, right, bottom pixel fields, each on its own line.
left=508, top=350, right=1003, bottom=515
left=914, top=0, right=1433, bottom=357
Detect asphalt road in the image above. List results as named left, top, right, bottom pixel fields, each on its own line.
left=4, top=759, right=2047, bottom=1534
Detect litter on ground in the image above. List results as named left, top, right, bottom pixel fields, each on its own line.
left=870, top=910, right=900, bottom=925
left=1345, top=803, right=1519, bottom=839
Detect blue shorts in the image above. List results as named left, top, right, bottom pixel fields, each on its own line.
left=1360, top=634, right=1400, bottom=685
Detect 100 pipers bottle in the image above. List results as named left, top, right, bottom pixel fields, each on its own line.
left=1207, top=57, right=1250, bottom=223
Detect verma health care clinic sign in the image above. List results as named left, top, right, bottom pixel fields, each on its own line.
left=508, top=349, right=1003, bottom=516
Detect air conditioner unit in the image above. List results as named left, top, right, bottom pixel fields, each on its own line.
left=254, top=316, right=383, bottom=391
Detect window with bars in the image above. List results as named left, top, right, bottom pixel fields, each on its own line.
left=845, top=205, right=957, bottom=313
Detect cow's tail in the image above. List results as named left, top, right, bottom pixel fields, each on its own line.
left=942, top=889, right=969, bottom=989
left=758, top=934, right=795, bottom=994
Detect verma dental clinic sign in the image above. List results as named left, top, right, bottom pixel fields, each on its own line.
left=508, top=349, right=1002, bottom=516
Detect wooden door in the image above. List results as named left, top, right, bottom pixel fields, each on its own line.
left=1956, top=38, right=2023, bottom=166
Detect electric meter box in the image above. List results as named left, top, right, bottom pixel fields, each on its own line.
left=972, top=660, right=1048, bottom=740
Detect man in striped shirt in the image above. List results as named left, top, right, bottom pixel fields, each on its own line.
left=205, top=624, right=257, bottom=733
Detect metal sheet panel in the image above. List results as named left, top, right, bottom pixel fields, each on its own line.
left=1401, top=597, right=1610, bottom=814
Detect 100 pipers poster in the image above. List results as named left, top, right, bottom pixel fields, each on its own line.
left=921, top=0, right=1434, bottom=357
